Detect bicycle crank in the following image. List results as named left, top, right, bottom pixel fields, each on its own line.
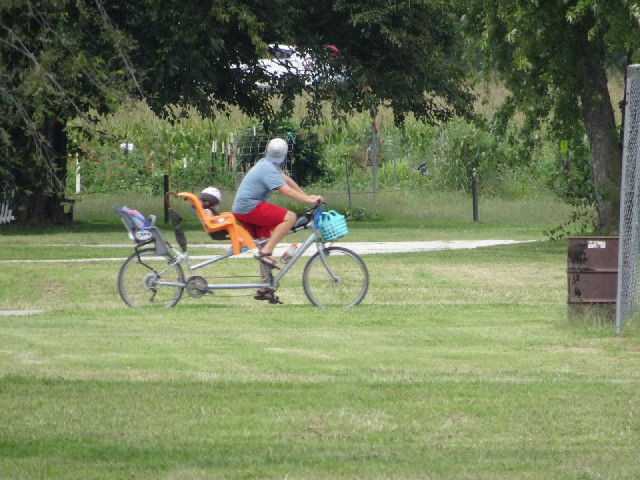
left=186, top=275, right=213, bottom=298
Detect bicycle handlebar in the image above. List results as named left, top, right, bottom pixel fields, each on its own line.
left=302, top=203, right=325, bottom=226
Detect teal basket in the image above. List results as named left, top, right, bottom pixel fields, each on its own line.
left=317, top=210, right=348, bottom=241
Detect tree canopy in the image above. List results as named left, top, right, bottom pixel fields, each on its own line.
left=109, top=0, right=474, bottom=123
left=1, top=0, right=474, bottom=223
left=4, top=0, right=640, bottom=231
left=459, top=0, right=640, bottom=232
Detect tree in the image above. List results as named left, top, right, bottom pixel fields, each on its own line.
left=459, top=0, right=640, bottom=233
left=2, top=0, right=474, bottom=224
left=108, top=0, right=474, bottom=124
left=264, top=0, right=476, bottom=126
left=0, top=0, right=136, bottom=222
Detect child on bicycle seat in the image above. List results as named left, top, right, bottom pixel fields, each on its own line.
left=200, top=187, right=230, bottom=241
left=199, top=187, right=221, bottom=217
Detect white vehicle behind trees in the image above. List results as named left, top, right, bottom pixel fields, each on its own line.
left=249, top=44, right=344, bottom=89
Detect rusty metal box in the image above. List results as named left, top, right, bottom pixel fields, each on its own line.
left=567, top=237, right=618, bottom=304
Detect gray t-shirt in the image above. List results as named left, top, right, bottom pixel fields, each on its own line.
left=231, top=159, right=286, bottom=214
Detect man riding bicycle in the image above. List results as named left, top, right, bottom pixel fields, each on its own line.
left=232, top=138, right=323, bottom=271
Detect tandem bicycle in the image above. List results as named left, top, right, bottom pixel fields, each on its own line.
left=116, top=192, right=369, bottom=308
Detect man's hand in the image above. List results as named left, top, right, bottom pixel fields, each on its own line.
left=309, top=195, right=323, bottom=205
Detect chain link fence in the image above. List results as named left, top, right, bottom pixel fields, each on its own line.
left=233, top=131, right=297, bottom=171
left=616, top=64, right=640, bottom=336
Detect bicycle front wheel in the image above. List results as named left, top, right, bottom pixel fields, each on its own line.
left=302, top=246, right=369, bottom=307
left=118, top=248, right=185, bottom=308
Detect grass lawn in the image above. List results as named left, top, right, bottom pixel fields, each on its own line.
left=0, top=193, right=638, bottom=479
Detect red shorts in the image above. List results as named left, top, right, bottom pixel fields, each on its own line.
left=234, top=202, right=288, bottom=239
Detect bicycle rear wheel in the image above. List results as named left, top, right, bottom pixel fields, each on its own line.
left=302, top=246, right=369, bottom=307
left=118, top=249, right=185, bottom=308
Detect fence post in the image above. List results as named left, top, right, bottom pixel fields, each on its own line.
left=370, top=109, right=377, bottom=198
left=345, top=159, right=352, bottom=210
left=472, top=170, right=479, bottom=223
left=211, top=141, right=217, bottom=176
left=75, top=153, right=81, bottom=194
left=164, top=174, right=169, bottom=224
left=393, top=145, right=397, bottom=188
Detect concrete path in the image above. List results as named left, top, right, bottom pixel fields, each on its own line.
left=0, top=240, right=535, bottom=263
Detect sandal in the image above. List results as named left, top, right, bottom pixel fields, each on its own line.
left=254, top=252, right=280, bottom=270
left=253, top=289, right=283, bottom=304
left=254, top=288, right=270, bottom=300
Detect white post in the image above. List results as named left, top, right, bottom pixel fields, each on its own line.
left=75, top=153, right=81, bottom=194
left=371, top=113, right=377, bottom=198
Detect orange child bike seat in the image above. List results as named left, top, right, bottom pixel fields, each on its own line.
left=176, top=192, right=256, bottom=255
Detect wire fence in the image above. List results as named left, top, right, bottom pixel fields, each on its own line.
left=616, top=64, right=640, bottom=336
left=233, top=131, right=298, bottom=172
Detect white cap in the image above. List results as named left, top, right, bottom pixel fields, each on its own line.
left=200, top=187, right=221, bottom=204
left=265, top=138, right=288, bottom=164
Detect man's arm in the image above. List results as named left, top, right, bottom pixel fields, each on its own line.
left=277, top=183, right=323, bottom=205
left=282, top=173, right=306, bottom=195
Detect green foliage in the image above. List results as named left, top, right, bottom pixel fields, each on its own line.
left=234, top=119, right=329, bottom=187
left=289, top=130, right=329, bottom=187
left=344, top=206, right=383, bottom=222
left=543, top=199, right=598, bottom=240
left=433, top=118, right=506, bottom=193
left=67, top=101, right=250, bottom=193
left=458, top=0, right=638, bottom=231
left=65, top=97, right=597, bottom=208
left=0, top=0, right=136, bottom=221
left=543, top=149, right=596, bottom=205
left=65, top=141, right=160, bottom=195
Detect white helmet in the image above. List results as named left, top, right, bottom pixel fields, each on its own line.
left=200, top=187, right=221, bottom=204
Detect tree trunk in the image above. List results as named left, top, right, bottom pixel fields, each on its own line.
left=16, top=116, right=72, bottom=225
left=575, top=25, right=622, bottom=234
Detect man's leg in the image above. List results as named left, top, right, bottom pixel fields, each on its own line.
left=261, top=210, right=296, bottom=255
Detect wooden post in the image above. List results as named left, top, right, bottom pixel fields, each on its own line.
left=345, top=159, right=352, bottom=210
left=164, top=174, right=169, bottom=224
left=472, top=170, right=479, bottom=223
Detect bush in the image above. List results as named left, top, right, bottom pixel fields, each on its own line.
left=66, top=139, right=161, bottom=195
left=432, top=118, right=508, bottom=193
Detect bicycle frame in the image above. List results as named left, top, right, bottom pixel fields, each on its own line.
left=148, top=209, right=336, bottom=294
left=118, top=202, right=369, bottom=308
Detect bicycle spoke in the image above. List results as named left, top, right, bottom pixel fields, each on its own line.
left=118, top=249, right=184, bottom=308
left=302, top=246, right=369, bottom=307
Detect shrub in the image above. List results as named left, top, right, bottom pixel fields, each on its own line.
left=66, top=139, right=161, bottom=195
